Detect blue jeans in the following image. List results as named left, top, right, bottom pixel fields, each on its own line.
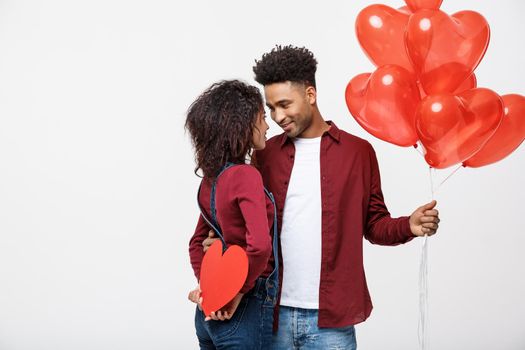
left=194, top=277, right=277, bottom=349
left=272, top=306, right=357, bottom=350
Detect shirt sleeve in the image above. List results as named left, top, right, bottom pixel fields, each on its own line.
left=234, top=166, right=272, bottom=294
left=188, top=214, right=209, bottom=281
left=364, top=146, right=415, bottom=245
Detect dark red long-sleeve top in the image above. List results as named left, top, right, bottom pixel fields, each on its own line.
left=253, top=121, right=415, bottom=328
left=189, top=164, right=275, bottom=294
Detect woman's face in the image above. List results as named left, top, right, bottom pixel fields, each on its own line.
left=252, top=110, right=269, bottom=150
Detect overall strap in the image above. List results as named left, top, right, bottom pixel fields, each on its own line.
left=264, top=188, right=279, bottom=291
left=210, top=163, right=236, bottom=231
left=197, top=162, right=236, bottom=251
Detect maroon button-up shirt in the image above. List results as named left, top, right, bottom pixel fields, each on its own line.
left=253, top=121, right=414, bottom=328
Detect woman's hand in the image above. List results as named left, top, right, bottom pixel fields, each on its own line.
left=188, top=286, right=203, bottom=310
left=205, top=293, right=244, bottom=321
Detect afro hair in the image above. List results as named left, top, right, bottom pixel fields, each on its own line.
left=253, top=45, right=318, bottom=88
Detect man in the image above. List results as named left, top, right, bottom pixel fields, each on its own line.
left=201, top=45, right=439, bottom=349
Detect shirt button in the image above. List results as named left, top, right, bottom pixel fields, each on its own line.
left=284, top=181, right=288, bottom=185
left=290, top=155, right=294, bottom=159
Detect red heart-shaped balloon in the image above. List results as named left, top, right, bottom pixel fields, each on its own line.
left=405, top=0, right=443, bottom=12
left=464, top=94, right=525, bottom=168
left=418, top=73, right=477, bottom=99
left=345, top=72, right=369, bottom=113
left=416, top=88, right=503, bottom=169
left=356, top=4, right=413, bottom=73
left=346, top=65, right=420, bottom=147
left=397, top=6, right=412, bottom=15
left=406, top=10, right=490, bottom=95
left=200, top=240, right=248, bottom=316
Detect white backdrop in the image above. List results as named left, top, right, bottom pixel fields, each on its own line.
left=0, top=0, right=524, bottom=349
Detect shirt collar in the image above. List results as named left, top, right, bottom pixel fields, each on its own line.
left=279, top=120, right=341, bottom=147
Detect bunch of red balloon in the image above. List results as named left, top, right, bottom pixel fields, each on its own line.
left=345, top=0, right=525, bottom=169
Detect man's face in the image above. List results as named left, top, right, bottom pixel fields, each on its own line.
left=264, top=81, right=314, bottom=138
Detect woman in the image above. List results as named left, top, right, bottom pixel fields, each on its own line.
left=185, top=80, right=278, bottom=349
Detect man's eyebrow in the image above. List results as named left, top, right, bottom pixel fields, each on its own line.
left=267, top=99, right=291, bottom=108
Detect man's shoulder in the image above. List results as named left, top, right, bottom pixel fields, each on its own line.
left=267, top=133, right=285, bottom=147
left=257, top=133, right=285, bottom=157
left=338, top=127, right=374, bottom=153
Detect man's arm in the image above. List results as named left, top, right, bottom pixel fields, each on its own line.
left=364, top=147, right=440, bottom=244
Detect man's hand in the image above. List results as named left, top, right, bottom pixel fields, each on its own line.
left=202, top=230, right=219, bottom=253
left=205, top=293, right=244, bottom=322
left=188, top=286, right=203, bottom=310
left=409, top=200, right=440, bottom=237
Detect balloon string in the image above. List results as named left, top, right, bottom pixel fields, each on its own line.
left=418, top=232, right=429, bottom=350
left=429, top=166, right=435, bottom=197
left=418, top=161, right=461, bottom=350
left=418, top=167, right=433, bottom=350
left=414, top=142, right=425, bottom=159
left=432, top=164, right=462, bottom=194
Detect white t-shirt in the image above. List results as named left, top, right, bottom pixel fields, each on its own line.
left=279, top=136, right=322, bottom=309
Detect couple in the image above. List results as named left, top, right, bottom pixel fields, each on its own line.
left=185, top=46, right=440, bottom=349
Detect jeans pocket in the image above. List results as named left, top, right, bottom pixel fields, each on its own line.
left=206, top=295, right=251, bottom=342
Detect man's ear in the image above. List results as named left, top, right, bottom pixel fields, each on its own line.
left=305, top=85, right=317, bottom=105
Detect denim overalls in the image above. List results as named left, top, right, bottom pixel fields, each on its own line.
left=194, top=163, right=279, bottom=349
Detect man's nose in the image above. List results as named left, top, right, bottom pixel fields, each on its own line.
left=273, top=109, right=285, bottom=124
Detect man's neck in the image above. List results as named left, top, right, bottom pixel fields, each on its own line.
left=298, top=110, right=330, bottom=138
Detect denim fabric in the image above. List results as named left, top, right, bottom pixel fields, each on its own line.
left=194, top=277, right=277, bottom=349
left=272, top=305, right=357, bottom=350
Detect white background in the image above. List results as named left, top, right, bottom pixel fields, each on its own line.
left=0, top=0, right=523, bottom=349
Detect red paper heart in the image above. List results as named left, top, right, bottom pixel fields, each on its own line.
left=464, top=94, right=525, bottom=167
left=345, top=65, right=420, bottom=147
left=405, top=0, right=443, bottom=12
left=406, top=9, right=490, bottom=95
left=416, top=88, right=503, bottom=169
left=356, top=4, right=413, bottom=73
left=200, top=240, right=248, bottom=316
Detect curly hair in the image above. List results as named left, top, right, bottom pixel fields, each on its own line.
left=253, top=45, right=318, bottom=88
left=185, top=80, right=263, bottom=179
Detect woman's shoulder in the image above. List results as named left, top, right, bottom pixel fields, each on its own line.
left=225, top=164, right=262, bottom=180
left=220, top=164, right=264, bottom=191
